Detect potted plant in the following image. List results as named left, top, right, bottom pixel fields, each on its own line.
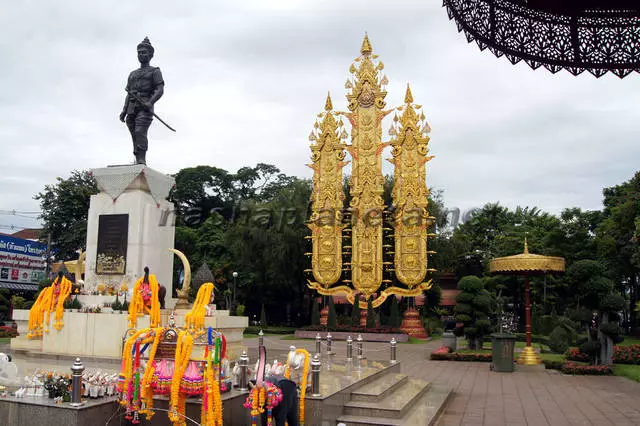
left=71, top=297, right=82, bottom=312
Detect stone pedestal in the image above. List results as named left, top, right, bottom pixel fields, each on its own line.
left=400, top=307, right=427, bottom=339
left=84, top=165, right=176, bottom=293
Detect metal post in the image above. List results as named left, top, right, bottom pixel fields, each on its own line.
left=311, top=354, right=321, bottom=396
left=69, top=357, right=85, bottom=406
left=258, top=330, right=264, bottom=348
left=239, top=350, right=249, bottom=392
left=357, top=334, right=364, bottom=359
left=346, top=335, right=353, bottom=361
left=315, top=333, right=322, bottom=356
left=326, top=332, right=333, bottom=355
left=390, top=338, right=397, bottom=364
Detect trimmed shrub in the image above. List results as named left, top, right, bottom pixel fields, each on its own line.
left=549, top=326, right=572, bottom=354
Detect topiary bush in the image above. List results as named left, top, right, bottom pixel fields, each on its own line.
left=454, top=276, right=493, bottom=349
left=549, top=326, right=572, bottom=354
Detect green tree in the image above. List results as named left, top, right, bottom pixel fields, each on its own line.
left=454, top=276, right=493, bottom=349
left=596, top=171, right=640, bottom=331
left=350, top=300, right=361, bottom=326
left=366, top=298, right=375, bottom=329
left=260, top=303, right=267, bottom=328
left=34, top=170, right=98, bottom=260
left=311, top=297, right=320, bottom=326
left=327, top=297, right=337, bottom=330
left=388, top=296, right=400, bottom=328
left=565, top=260, right=624, bottom=364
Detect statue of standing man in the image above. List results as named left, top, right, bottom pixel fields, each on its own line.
left=119, top=37, right=164, bottom=165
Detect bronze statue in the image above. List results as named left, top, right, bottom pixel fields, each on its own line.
left=120, top=37, right=165, bottom=165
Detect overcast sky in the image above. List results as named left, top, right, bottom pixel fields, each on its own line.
left=1, top=0, right=639, bottom=232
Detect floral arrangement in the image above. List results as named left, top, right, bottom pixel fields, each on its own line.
left=561, top=362, right=613, bottom=375
left=243, top=382, right=283, bottom=426
left=43, top=372, right=72, bottom=401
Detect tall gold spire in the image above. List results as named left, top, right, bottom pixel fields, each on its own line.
left=404, top=83, right=414, bottom=104
left=524, top=238, right=529, bottom=254
left=360, top=33, right=372, bottom=55
left=325, top=92, right=333, bottom=111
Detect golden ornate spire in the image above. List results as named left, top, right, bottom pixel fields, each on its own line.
left=390, top=83, right=433, bottom=289
left=524, top=237, right=529, bottom=254
left=361, top=33, right=372, bottom=55
left=307, top=96, right=347, bottom=289
left=404, top=83, right=414, bottom=104
left=325, top=91, right=333, bottom=111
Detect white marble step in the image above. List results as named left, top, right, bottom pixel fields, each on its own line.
left=343, top=379, right=430, bottom=419
left=337, top=385, right=451, bottom=426
left=350, top=373, right=409, bottom=403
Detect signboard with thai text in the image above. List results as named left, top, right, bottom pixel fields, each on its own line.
left=0, top=234, right=47, bottom=284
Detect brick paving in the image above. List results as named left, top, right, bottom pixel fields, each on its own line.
left=245, top=336, right=640, bottom=426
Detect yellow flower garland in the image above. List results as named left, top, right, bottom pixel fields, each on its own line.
left=27, top=276, right=72, bottom=337
left=128, top=274, right=161, bottom=328
left=119, top=329, right=149, bottom=407
left=52, top=277, right=72, bottom=331
left=139, top=328, right=163, bottom=420
left=169, top=330, right=193, bottom=426
left=185, top=282, right=214, bottom=330
left=285, top=348, right=310, bottom=425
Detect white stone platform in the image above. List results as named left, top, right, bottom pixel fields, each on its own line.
left=10, top=309, right=248, bottom=360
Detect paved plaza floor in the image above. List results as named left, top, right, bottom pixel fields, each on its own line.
left=246, top=335, right=640, bottom=426
left=4, top=336, right=640, bottom=426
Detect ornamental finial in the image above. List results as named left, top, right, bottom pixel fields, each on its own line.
left=404, top=84, right=414, bottom=104
left=524, top=237, right=529, bottom=254
left=325, top=92, right=333, bottom=111
left=360, top=33, right=372, bottom=55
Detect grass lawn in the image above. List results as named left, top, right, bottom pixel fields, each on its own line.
left=539, top=353, right=565, bottom=362
left=0, top=337, right=9, bottom=344
left=618, top=337, right=640, bottom=346
left=615, top=364, right=640, bottom=382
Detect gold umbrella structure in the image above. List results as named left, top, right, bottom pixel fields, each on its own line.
left=490, top=240, right=565, bottom=365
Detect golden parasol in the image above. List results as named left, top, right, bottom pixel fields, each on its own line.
left=489, top=239, right=565, bottom=365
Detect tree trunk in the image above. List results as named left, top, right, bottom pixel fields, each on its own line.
left=598, top=312, right=614, bottom=365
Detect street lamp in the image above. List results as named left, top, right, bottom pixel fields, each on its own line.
left=232, top=271, right=238, bottom=315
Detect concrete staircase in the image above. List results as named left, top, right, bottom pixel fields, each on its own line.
left=336, top=371, right=451, bottom=426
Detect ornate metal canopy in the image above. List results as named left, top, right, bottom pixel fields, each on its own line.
left=490, top=240, right=565, bottom=275
left=443, top=0, right=640, bottom=78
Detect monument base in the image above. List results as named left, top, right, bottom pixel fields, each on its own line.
left=11, top=309, right=248, bottom=360
left=84, top=164, right=176, bottom=293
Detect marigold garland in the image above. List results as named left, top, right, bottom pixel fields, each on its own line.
left=285, top=348, right=310, bottom=425
left=27, top=275, right=72, bottom=338
left=128, top=273, right=161, bottom=328
left=139, top=328, right=163, bottom=420
left=243, top=382, right=282, bottom=426
left=185, top=282, right=214, bottom=330
left=168, top=330, right=194, bottom=426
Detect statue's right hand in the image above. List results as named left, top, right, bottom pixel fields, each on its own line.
left=119, top=112, right=126, bottom=122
